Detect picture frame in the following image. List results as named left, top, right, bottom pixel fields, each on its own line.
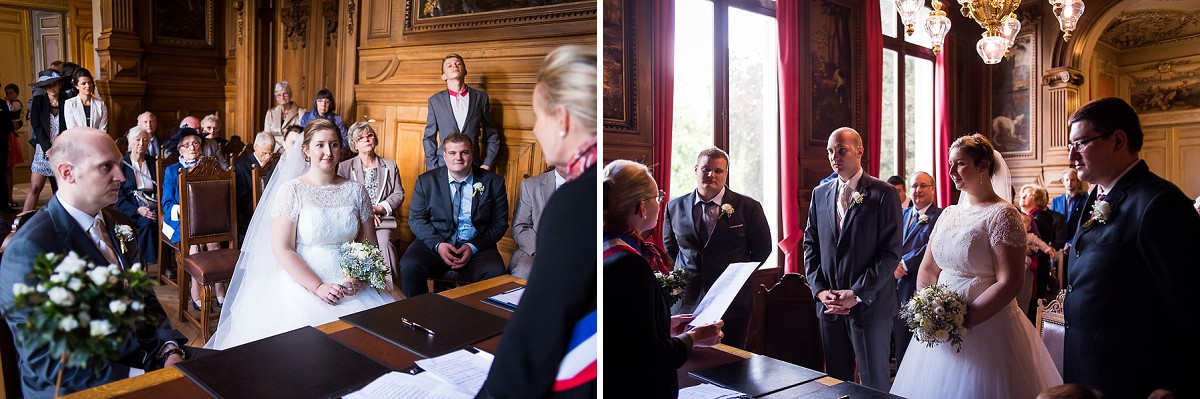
left=405, top=0, right=594, bottom=34
left=989, top=27, right=1037, bottom=158
left=152, top=0, right=214, bottom=48
left=806, top=0, right=863, bottom=145
left=602, top=0, right=636, bottom=132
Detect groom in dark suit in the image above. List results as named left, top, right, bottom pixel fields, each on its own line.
left=890, top=171, right=940, bottom=367
left=803, top=128, right=901, bottom=391
left=400, top=133, right=509, bottom=297
left=1064, top=98, right=1200, bottom=399
left=663, top=147, right=772, bottom=349
left=0, top=128, right=187, bottom=398
left=422, top=54, right=500, bottom=171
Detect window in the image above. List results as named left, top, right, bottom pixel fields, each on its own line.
left=880, top=0, right=936, bottom=182
left=673, top=0, right=779, bottom=267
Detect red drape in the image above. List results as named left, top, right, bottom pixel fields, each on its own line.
left=935, top=51, right=952, bottom=207
left=777, top=0, right=802, bottom=273
left=650, top=0, right=676, bottom=246
left=865, top=2, right=883, bottom=177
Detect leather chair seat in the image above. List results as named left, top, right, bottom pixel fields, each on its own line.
left=182, top=248, right=239, bottom=285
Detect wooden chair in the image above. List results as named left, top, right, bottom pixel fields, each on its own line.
left=156, top=154, right=180, bottom=287
left=222, top=136, right=246, bottom=162
left=175, top=156, right=241, bottom=339
left=1036, top=289, right=1067, bottom=375
left=754, top=273, right=824, bottom=371
left=250, top=153, right=280, bottom=211
left=1, top=210, right=38, bottom=254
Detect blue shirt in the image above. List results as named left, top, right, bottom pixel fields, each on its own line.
left=448, top=172, right=478, bottom=253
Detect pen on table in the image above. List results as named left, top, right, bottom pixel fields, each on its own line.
left=402, top=318, right=436, bottom=336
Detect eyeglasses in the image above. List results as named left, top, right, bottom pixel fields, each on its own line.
left=1066, top=131, right=1114, bottom=152
left=910, top=183, right=933, bottom=190
left=275, top=93, right=290, bottom=98
left=646, top=190, right=666, bottom=204
left=179, top=141, right=201, bottom=148
left=356, top=133, right=376, bottom=142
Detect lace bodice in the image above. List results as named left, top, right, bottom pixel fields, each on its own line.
left=929, top=201, right=1026, bottom=301
left=270, top=179, right=373, bottom=281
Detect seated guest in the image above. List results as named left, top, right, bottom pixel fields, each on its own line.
left=1018, top=183, right=1066, bottom=317
left=399, top=133, right=508, bottom=297
left=603, top=159, right=724, bottom=398
left=264, top=81, right=305, bottom=151
left=136, top=111, right=162, bottom=157
left=198, top=114, right=229, bottom=169
left=116, top=126, right=158, bottom=266
left=338, top=122, right=404, bottom=292
left=888, top=175, right=911, bottom=209
left=663, top=147, right=771, bottom=349
left=508, top=165, right=567, bottom=279
left=1, top=127, right=187, bottom=397
left=279, top=124, right=303, bottom=156
left=161, top=127, right=225, bottom=310
left=233, top=131, right=276, bottom=244
left=299, top=88, right=347, bottom=144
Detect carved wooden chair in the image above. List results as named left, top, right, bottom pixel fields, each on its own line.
left=754, top=273, right=825, bottom=371
left=156, top=153, right=180, bottom=286
left=176, top=156, right=241, bottom=338
left=250, top=153, right=280, bottom=211
left=1036, top=289, right=1067, bottom=375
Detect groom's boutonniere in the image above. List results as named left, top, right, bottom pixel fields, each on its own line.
left=471, top=182, right=485, bottom=197
left=849, top=191, right=865, bottom=209
left=719, top=204, right=735, bottom=218
left=113, top=225, right=134, bottom=254
left=917, top=213, right=930, bottom=225
left=1083, top=200, right=1113, bottom=228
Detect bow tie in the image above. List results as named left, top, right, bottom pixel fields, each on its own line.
left=448, top=87, right=468, bottom=97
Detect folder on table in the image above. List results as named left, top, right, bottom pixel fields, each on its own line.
left=177, top=326, right=391, bottom=399
left=688, top=355, right=825, bottom=398
left=341, top=293, right=507, bottom=358
left=483, top=287, right=524, bottom=310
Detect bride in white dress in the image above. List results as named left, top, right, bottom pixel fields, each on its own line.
left=891, top=134, right=1061, bottom=398
left=207, top=119, right=394, bottom=350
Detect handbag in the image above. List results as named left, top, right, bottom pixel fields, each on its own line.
left=376, top=216, right=398, bottom=230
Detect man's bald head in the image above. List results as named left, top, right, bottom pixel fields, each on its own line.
left=829, top=127, right=863, bottom=148
left=180, top=116, right=200, bottom=129
left=826, top=127, right=865, bottom=179
left=48, top=128, right=118, bottom=175
left=47, top=127, right=126, bottom=215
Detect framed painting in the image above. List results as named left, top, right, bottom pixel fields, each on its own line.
left=989, top=29, right=1037, bottom=157
left=153, top=0, right=214, bottom=48
left=405, top=0, right=595, bottom=34
left=602, top=0, right=635, bottom=132
left=808, top=0, right=861, bottom=144
left=1130, top=61, right=1200, bottom=114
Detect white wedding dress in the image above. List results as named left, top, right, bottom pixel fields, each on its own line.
left=206, top=179, right=394, bottom=349
left=891, top=201, right=1061, bottom=399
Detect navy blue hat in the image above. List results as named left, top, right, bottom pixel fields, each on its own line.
left=29, top=69, right=65, bottom=88
left=167, top=126, right=204, bottom=150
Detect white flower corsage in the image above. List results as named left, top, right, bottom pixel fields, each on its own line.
left=719, top=203, right=734, bottom=218
left=849, top=191, right=865, bottom=209
left=1084, top=200, right=1112, bottom=228
left=113, top=224, right=134, bottom=254
left=917, top=213, right=930, bottom=224
left=472, top=182, right=485, bottom=197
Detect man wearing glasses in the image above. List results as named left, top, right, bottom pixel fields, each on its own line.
left=890, top=171, right=940, bottom=367
left=1062, top=97, right=1199, bottom=399
left=662, top=147, right=771, bottom=349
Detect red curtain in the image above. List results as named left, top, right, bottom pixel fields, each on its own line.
left=777, top=0, right=802, bottom=273
left=935, top=51, right=952, bottom=207
left=865, top=2, right=883, bottom=177
left=650, top=0, right=676, bottom=246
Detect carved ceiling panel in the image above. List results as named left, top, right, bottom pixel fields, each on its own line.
left=1099, top=9, right=1200, bottom=50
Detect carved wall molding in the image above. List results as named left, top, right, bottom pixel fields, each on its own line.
left=347, top=0, right=356, bottom=34
left=1100, top=9, right=1200, bottom=51
left=0, top=0, right=67, bottom=10
left=1131, top=60, right=1200, bottom=83
left=323, top=0, right=338, bottom=46
left=403, top=1, right=595, bottom=34
left=1042, top=67, right=1085, bottom=87
left=282, top=0, right=310, bottom=49
left=1141, top=107, right=1200, bottom=126
left=235, top=0, right=244, bottom=44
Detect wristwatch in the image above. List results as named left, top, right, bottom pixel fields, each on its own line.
left=159, top=342, right=185, bottom=361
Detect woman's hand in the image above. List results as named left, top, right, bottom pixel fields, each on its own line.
left=313, top=283, right=346, bottom=305
left=372, top=204, right=387, bottom=216
left=688, top=319, right=724, bottom=348
left=138, top=206, right=157, bottom=220
left=341, top=279, right=362, bottom=296
left=670, top=314, right=695, bottom=336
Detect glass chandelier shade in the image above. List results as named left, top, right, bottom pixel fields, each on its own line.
left=976, top=32, right=1009, bottom=64
left=894, top=0, right=1083, bottom=63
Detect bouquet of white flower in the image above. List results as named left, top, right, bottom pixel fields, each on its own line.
left=8, top=251, right=155, bottom=396
left=900, top=283, right=968, bottom=352
left=654, top=269, right=689, bottom=307
left=339, top=241, right=390, bottom=290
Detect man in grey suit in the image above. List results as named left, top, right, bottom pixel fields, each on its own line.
left=1, top=128, right=187, bottom=398
left=803, top=128, right=901, bottom=391
left=663, top=147, right=771, bottom=349
left=423, top=54, right=500, bottom=171
left=400, top=133, right=509, bottom=297
left=509, top=165, right=566, bottom=279
left=891, top=171, right=941, bottom=367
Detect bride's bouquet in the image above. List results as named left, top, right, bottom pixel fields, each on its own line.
left=338, top=241, right=390, bottom=290
left=654, top=269, right=689, bottom=307
left=900, top=284, right=968, bottom=352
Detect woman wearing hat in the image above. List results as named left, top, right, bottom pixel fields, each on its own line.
left=21, top=69, right=68, bottom=212
left=162, top=127, right=226, bottom=310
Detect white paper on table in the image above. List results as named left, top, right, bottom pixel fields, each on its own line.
left=342, top=372, right=472, bottom=399
left=678, top=383, right=750, bottom=399
left=414, top=349, right=495, bottom=395
left=688, top=261, right=761, bottom=328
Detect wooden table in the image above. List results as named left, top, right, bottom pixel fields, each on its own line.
left=64, top=275, right=527, bottom=399
left=677, top=344, right=847, bottom=398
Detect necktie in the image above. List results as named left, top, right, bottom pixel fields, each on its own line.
left=1097, top=193, right=1106, bottom=201
left=836, top=182, right=852, bottom=234
left=90, top=218, right=120, bottom=267
left=699, top=201, right=716, bottom=244
left=905, top=211, right=917, bottom=238
left=693, top=202, right=707, bottom=245
left=452, top=181, right=465, bottom=244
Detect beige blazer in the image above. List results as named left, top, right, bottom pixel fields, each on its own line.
left=263, top=102, right=305, bottom=149
left=338, top=156, right=405, bottom=226
left=64, top=95, right=108, bottom=131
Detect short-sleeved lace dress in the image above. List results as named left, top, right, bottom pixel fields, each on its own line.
left=207, top=179, right=394, bottom=349
left=891, top=201, right=1062, bottom=399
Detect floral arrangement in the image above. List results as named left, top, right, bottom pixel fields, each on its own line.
left=849, top=191, right=865, bottom=209
left=8, top=251, right=155, bottom=396
left=1083, top=200, right=1112, bottom=228
left=719, top=204, right=735, bottom=218
left=472, top=182, right=485, bottom=197
left=900, top=283, right=968, bottom=352
left=339, top=241, right=390, bottom=290
left=113, top=224, right=134, bottom=254
left=654, top=269, right=689, bottom=307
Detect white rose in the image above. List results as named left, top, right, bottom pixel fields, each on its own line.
left=130, top=263, right=142, bottom=273
left=934, top=329, right=950, bottom=342
left=55, top=253, right=87, bottom=274
left=58, top=315, right=79, bottom=332
left=47, top=286, right=74, bottom=306
left=108, top=264, right=120, bottom=275
left=88, top=268, right=110, bottom=286
left=89, top=320, right=114, bottom=337
left=1095, top=201, right=1112, bottom=215
left=953, top=313, right=965, bottom=325
left=12, top=283, right=30, bottom=296
left=49, top=273, right=67, bottom=284
left=109, top=300, right=128, bottom=315
left=67, top=278, right=84, bottom=291
left=130, top=301, right=145, bottom=311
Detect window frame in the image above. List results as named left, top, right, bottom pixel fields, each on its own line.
left=882, top=6, right=936, bottom=178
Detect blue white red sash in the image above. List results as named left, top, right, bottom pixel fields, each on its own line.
left=553, top=310, right=596, bottom=391
left=602, top=236, right=640, bottom=258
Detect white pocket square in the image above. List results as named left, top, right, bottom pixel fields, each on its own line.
left=729, top=224, right=745, bottom=228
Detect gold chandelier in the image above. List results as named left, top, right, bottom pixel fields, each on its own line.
left=894, top=0, right=1084, bottom=64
